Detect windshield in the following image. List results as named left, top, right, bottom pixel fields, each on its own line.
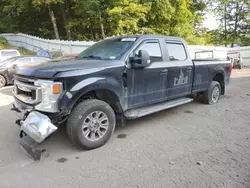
left=1, top=51, right=19, bottom=57
left=77, top=38, right=137, bottom=60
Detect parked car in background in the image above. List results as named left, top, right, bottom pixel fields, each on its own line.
left=0, top=56, right=50, bottom=88
left=227, top=52, right=243, bottom=69
left=36, top=49, right=66, bottom=59
left=0, top=49, right=20, bottom=62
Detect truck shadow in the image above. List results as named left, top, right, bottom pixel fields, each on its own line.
left=0, top=85, right=14, bottom=96
left=39, top=101, right=200, bottom=160
left=115, top=100, right=202, bottom=134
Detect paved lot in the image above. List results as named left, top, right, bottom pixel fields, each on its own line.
left=0, top=69, right=250, bottom=188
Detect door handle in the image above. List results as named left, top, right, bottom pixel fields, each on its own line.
left=160, top=68, right=168, bottom=74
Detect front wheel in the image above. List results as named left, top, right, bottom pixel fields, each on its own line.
left=66, top=99, right=116, bottom=150
left=202, top=81, right=221, bottom=104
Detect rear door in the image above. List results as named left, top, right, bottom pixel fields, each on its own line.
left=164, top=41, right=193, bottom=99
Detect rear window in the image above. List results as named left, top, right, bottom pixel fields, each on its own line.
left=1, top=51, right=19, bottom=57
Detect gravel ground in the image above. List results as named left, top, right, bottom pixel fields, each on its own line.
left=0, top=69, right=250, bottom=188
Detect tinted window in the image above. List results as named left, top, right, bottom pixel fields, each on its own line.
left=33, top=57, right=49, bottom=62
left=137, top=41, right=162, bottom=62
left=166, top=42, right=187, bottom=61
left=15, top=58, right=32, bottom=64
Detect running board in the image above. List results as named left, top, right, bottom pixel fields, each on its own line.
left=125, top=98, right=193, bottom=119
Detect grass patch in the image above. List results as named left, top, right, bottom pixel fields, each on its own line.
left=0, top=37, right=11, bottom=49
left=17, top=47, right=36, bottom=56
left=0, top=36, right=35, bottom=55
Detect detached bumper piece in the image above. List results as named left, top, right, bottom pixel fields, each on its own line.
left=21, top=111, right=58, bottom=143
left=20, top=111, right=58, bottom=160
left=20, top=134, right=42, bottom=161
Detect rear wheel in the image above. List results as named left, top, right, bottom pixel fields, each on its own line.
left=66, top=99, right=116, bottom=150
left=0, top=75, right=6, bottom=88
left=202, top=81, right=221, bottom=104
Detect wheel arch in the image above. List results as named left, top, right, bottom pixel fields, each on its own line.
left=212, top=71, right=225, bottom=95
left=75, top=88, right=124, bottom=114
left=59, top=82, right=125, bottom=114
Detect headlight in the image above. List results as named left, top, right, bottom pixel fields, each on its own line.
left=34, top=80, right=63, bottom=113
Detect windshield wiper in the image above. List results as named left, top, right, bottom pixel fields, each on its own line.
left=80, top=55, right=104, bottom=60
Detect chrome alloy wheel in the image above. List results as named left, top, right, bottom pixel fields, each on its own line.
left=82, top=111, right=109, bottom=141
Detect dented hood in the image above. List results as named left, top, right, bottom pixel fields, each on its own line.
left=16, top=59, right=110, bottom=78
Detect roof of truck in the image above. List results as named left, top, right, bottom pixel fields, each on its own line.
left=107, top=35, right=184, bottom=42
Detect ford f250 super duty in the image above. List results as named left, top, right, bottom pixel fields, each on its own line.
left=12, top=35, right=232, bottom=160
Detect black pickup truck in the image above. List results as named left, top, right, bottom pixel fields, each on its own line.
left=12, top=35, right=232, bottom=160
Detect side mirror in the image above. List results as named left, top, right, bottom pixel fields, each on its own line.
left=130, top=50, right=151, bottom=68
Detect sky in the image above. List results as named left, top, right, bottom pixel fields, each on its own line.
left=203, top=14, right=220, bottom=30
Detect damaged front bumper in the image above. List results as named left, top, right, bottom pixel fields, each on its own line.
left=20, top=111, right=57, bottom=160
left=13, top=100, right=58, bottom=160
left=21, top=111, right=58, bottom=143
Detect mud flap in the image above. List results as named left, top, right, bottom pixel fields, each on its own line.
left=20, top=132, right=42, bottom=161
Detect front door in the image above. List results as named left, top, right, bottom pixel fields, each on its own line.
left=164, top=41, right=193, bottom=99
left=126, top=39, right=168, bottom=108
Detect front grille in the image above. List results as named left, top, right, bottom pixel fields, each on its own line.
left=13, top=76, right=42, bottom=105
left=17, top=88, right=35, bottom=99
left=14, top=75, right=35, bottom=85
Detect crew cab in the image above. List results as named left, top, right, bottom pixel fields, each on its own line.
left=12, top=35, right=232, bottom=160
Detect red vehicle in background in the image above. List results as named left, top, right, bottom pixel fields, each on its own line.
left=37, top=49, right=79, bottom=60
left=56, top=53, right=79, bottom=60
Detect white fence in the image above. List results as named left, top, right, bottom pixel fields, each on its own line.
left=0, top=33, right=95, bottom=54
left=1, top=33, right=250, bottom=65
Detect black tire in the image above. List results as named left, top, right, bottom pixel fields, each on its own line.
left=66, top=99, right=116, bottom=150
left=0, top=75, right=6, bottom=88
left=202, top=81, right=221, bottom=104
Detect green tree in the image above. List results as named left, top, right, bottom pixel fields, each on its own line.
left=213, top=0, right=250, bottom=46
left=145, top=0, right=175, bottom=35
left=32, top=0, right=65, bottom=39
left=109, top=0, right=151, bottom=35
left=0, top=0, right=218, bottom=45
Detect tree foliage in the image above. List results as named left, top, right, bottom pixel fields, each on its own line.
left=0, top=0, right=248, bottom=45
left=212, top=0, right=250, bottom=46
